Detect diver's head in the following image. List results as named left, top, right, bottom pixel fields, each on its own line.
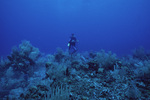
left=71, top=33, right=75, bottom=36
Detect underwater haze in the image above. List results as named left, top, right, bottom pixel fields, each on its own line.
left=1, top=0, right=150, bottom=99
left=0, top=0, right=150, bottom=56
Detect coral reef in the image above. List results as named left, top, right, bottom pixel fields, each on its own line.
left=0, top=41, right=150, bottom=99
left=6, top=41, right=41, bottom=74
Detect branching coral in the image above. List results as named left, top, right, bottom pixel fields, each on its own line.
left=1, top=41, right=150, bottom=100
left=6, top=40, right=41, bottom=74
left=93, top=50, right=117, bottom=70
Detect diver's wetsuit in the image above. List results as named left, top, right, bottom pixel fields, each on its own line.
left=68, top=35, right=77, bottom=54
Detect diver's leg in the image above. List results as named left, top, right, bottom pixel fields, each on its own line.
left=69, top=45, right=71, bottom=50
left=72, top=46, right=77, bottom=54
left=69, top=46, right=72, bottom=54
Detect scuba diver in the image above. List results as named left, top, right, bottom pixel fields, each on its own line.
left=68, top=33, right=78, bottom=54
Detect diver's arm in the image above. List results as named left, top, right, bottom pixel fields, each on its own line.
left=68, top=39, right=71, bottom=47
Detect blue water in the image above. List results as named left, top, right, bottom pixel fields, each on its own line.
left=0, top=0, right=150, bottom=56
